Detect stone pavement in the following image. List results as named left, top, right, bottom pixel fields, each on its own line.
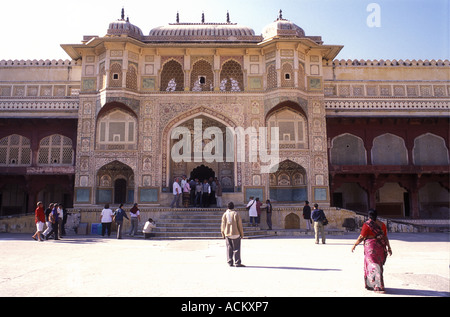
left=0, top=232, right=448, bottom=300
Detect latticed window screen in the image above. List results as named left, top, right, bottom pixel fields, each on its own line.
left=267, top=64, right=277, bottom=89
left=38, top=134, right=73, bottom=165
left=219, top=60, right=243, bottom=92
left=160, top=60, right=184, bottom=91
left=126, top=64, right=138, bottom=90
left=191, top=60, right=214, bottom=91
left=0, top=134, right=31, bottom=165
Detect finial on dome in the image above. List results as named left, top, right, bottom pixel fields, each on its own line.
left=226, top=11, right=230, bottom=23
left=278, top=9, right=283, bottom=20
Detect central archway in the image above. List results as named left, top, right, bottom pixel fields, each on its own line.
left=163, top=109, right=239, bottom=192
left=190, top=164, right=215, bottom=182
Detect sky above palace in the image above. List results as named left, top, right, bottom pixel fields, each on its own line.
left=1, top=0, right=448, bottom=61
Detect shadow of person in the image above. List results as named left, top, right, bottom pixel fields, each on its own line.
left=239, top=265, right=341, bottom=271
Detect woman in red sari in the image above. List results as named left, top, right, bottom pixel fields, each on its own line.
left=351, top=209, right=392, bottom=293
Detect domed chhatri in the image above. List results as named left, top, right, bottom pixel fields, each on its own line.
left=262, top=10, right=306, bottom=41
left=261, top=10, right=324, bottom=44
left=106, top=8, right=143, bottom=40
left=147, top=11, right=262, bottom=43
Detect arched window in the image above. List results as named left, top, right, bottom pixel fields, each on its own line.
left=109, top=63, right=123, bottom=88
left=413, top=133, right=449, bottom=165
left=97, top=109, right=137, bottom=150
left=220, top=60, right=243, bottom=92
left=267, top=108, right=308, bottom=149
left=38, top=134, right=73, bottom=165
left=281, top=62, right=294, bottom=88
left=191, top=60, right=214, bottom=91
left=0, top=134, right=31, bottom=166
left=372, top=133, right=408, bottom=165
left=330, top=134, right=367, bottom=165
left=160, top=60, right=184, bottom=91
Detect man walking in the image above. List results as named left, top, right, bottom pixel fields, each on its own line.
left=311, top=203, right=326, bottom=244
left=114, top=204, right=129, bottom=239
left=221, top=202, right=245, bottom=267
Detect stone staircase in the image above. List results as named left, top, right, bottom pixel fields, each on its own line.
left=151, top=208, right=271, bottom=239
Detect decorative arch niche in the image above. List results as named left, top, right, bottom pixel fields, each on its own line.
left=269, top=160, right=307, bottom=202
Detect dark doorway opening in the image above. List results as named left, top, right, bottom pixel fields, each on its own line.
left=190, top=165, right=215, bottom=182
left=114, top=179, right=127, bottom=204
left=332, top=192, right=343, bottom=208
left=403, top=192, right=410, bottom=217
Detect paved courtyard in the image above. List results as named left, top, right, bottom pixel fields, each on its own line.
left=0, top=232, right=448, bottom=300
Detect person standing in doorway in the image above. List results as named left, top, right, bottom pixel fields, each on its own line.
left=32, top=201, right=45, bottom=242
left=303, top=201, right=312, bottom=231
left=195, top=179, right=202, bottom=207
left=114, top=204, right=129, bottom=239
left=311, top=203, right=326, bottom=244
left=129, top=203, right=141, bottom=237
left=221, top=202, right=245, bottom=267
left=182, top=178, right=191, bottom=208
left=202, top=179, right=211, bottom=208
left=189, top=178, right=197, bottom=206
left=170, top=177, right=181, bottom=208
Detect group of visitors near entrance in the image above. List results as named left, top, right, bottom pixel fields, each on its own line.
left=222, top=199, right=392, bottom=293
left=32, top=201, right=67, bottom=241
left=170, top=175, right=223, bottom=209
left=32, top=201, right=157, bottom=241
left=99, top=203, right=156, bottom=239
left=32, top=194, right=393, bottom=293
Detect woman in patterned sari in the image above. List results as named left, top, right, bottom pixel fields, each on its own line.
left=351, top=209, right=392, bottom=293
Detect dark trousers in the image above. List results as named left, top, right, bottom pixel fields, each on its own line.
left=266, top=212, right=272, bottom=230
left=202, top=193, right=209, bottom=207
left=225, top=237, right=242, bottom=265
left=195, top=192, right=202, bottom=207
left=101, top=222, right=111, bottom=237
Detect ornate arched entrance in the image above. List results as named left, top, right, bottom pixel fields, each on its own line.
left=190, top=164, right=215, bottom=182
left=97, top=160, right=134, bottom=204
left=269, top=160, right=307, bottom=202
left=162, top=108, right=239, bottom=193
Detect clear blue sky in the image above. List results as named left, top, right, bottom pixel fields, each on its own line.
left=1, top=0, right=448, bottom=61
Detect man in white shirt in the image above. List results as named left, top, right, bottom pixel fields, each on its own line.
left=170, top=177, right=182, bottom=208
